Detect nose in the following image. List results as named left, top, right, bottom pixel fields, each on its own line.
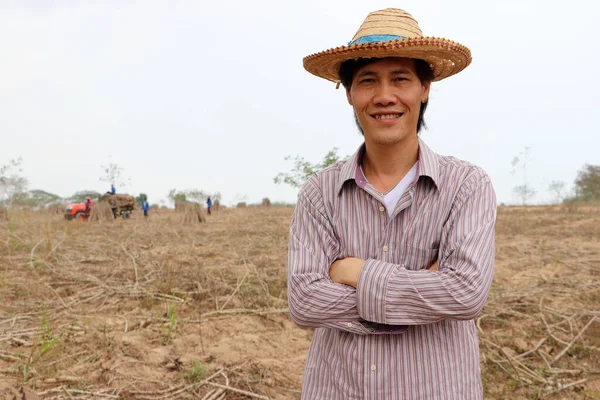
left=372, top=81, right=397, bottom=106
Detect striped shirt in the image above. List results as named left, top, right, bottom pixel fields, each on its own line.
left=288, top=138, right=497, bottom=399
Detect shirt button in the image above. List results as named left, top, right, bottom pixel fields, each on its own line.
left=379, top=205, right=385, bottom=212
left=382, top=245, right=388, bottom=252
left=347, top=323, right=353, bottom=328
left=371, top=364, right=377, bottom=371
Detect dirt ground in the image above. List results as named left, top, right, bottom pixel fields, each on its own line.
left=0, top=205, right=598, bottom=399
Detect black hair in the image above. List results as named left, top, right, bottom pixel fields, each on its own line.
left=338, top=57, right=434, bottom=134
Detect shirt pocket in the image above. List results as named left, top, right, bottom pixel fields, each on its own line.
left=398, top=244, right=439, bottom=271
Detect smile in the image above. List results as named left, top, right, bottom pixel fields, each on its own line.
left=373, top=113, right=402, bottom=120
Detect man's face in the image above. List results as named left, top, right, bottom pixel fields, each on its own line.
left=346, top=57, right=430, bottom=146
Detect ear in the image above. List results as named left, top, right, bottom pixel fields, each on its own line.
left=421, top=81, right=431, bottom=103
left=346, top=88, right=354, bottom=106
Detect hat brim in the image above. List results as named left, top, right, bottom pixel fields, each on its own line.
left=303, top=37, right=471, bottom=83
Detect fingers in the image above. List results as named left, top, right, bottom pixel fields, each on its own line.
left=427, top=260, right=438, bottom=271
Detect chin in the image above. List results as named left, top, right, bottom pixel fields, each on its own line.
left=366, top=130, right=411, bottom=146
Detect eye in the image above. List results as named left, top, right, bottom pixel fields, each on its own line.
left=359, top=78, right=375, bottom=84
left=394, top=77, right=407, bottom=82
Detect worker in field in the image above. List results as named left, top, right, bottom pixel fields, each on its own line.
left=110, top=184, right=116, bottom=194
left=142, top=199, right=150, bottom=218
left=206, top=196, right=212, bottom=215
left=288, top=8, right=497, bottom=399
left=84, top=196, right=93, bottom=214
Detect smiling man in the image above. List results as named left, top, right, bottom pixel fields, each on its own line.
left=288, top=8, right=497, bottom=400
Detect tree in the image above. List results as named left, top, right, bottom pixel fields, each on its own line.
left=168, top=189, right=187, bottom=205
left=274, top=148, right=347, bottom=189
left=168, top=188, right=214, bottom=206
left=10, top=189, right=62, bottom=208
left=573, top=164, right=600, bottom=203
left=547, top=180, right=566, bottom=204
left=100, top=162, right=130, bottom=190
left=0, top=158, right=29, bottom=206
left=136, top=193, right=148, bottom=206
left=68, top=190, right=102, bottom=203
left=185, top=190, right=208, bottom=204
left=512, top=185, right=536, bottom=206
left=233, top=193, right=248, bottom=203
left=510, top=147, right=535, bottom=205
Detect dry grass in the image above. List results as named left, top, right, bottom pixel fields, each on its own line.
left=178, top=203, right=206, bottom=224
left=89, top=203, right=115, bottom=222
left=0, top=205, right=598, bottom=399
left=46, top=204, right=64, bottom=216
left=481, top=206, right=600, bottom=399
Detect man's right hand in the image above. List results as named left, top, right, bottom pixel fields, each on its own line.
left=428, top=260, right=438, bottom=271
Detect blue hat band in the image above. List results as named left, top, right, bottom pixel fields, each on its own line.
left=349, top=34, right=406, bottom=45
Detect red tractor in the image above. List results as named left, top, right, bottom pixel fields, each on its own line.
left=64, top=194, right=135, bottom=221
left=64, top=202, right=92, bottom=221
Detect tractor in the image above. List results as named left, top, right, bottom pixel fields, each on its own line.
left=64, top=193, right=136, bottom=221
left=64, top=202, right=91, bottom=221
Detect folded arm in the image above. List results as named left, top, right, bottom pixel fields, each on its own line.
left=354, top=175, right=497, bottom=325
left=287, top=180, right=374, bottom=334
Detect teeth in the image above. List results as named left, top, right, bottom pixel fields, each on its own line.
left=374, top=114, right=401, bottom=120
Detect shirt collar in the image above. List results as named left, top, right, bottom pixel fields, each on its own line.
left=336, top=137, right=440, bottom=195
left=336, top=144, right=364, bottom=194
left=417, top=138, right=440, bottom=190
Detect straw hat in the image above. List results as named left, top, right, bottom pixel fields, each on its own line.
left=303, top=8, right=471, bottom=84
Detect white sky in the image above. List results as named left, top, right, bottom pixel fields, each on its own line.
left=1, top=0, right=598, bottom=206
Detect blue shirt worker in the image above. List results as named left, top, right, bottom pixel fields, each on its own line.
left=142, top=200, right=150, bottom=218
left=111, top=184, right=116, bottom=194
left=206, top=196, right=212, bottom=215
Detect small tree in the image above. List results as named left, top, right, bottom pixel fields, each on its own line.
left=574, top=164, right=600, bottom=203
left=547, top=180, right=566, bottom=204
left=168, top=189, right=187, bottom=205
left=136, top=193, right=148, bottom=206
left=186, top=190, right=208, bottom=204
left=0, top=158, right=29, bottom=206
left=274, top=148, right=347, bottom=189
left=233, top=193, right=248, bottom=204
left=100, top=162, right=130, bottom=191
left=167, top=189, right=213, bottom=206
left=513, top=185, right=536, bottom=206
left=510, top=147, right=535, bottom=205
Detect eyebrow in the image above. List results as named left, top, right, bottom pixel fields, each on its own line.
left=355, top=70, right=377, bottom=79
left=390, top=68, right=412, bottom=75
left=355, top=68, right=412, bottom=78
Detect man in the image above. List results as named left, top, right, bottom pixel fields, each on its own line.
left=84, top=196, right=93, bottom=215
left=288, top=8, right=497, bottom=399
left=110, top=184, right=116, bottom=195
left=142, top=199, right=150, bottom=218
left=206, top=196, right=212, bottom=215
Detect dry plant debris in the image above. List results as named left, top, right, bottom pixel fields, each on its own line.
left=0, top=205, right=598, bottom=399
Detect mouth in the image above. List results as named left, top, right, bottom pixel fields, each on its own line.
left=372, top=113, right=403, bottom=121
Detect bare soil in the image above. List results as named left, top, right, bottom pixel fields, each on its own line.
left=0, top=205, right=598, bottom=399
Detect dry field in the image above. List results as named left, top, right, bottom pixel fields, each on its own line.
left=0, top=205, right=598, bottom=399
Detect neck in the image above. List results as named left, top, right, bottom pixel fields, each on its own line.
left=362, top=135, right=419, bottom=194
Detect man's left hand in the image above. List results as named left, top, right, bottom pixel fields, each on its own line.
left=329, top=257, right=365, bottom=288
left=330, top=258, right=439, bottom=288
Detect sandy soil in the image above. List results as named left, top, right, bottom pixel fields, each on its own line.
left=0, top=205, right=598, bottom=399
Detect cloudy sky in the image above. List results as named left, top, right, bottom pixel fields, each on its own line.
left=1, top=0, right=598, bottom=206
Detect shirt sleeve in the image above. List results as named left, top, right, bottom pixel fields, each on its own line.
left=287, top=179, right=374, bottom=335
left=356, top=173, right=497, bottom=325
